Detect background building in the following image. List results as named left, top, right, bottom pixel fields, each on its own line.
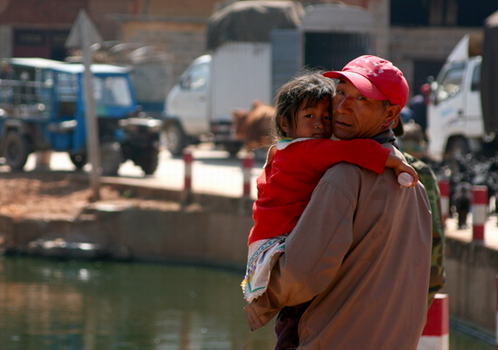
left=0, top=0, right=495, bottom=103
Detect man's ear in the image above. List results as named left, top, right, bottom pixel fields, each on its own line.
left=382, top=104, right=401, bottom=128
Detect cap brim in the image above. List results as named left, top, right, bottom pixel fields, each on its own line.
left=324, top=71, right=388, bottom=101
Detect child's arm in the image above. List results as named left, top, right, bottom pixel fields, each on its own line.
left=302, top=139, right=417, bottom=186
left=385, top=153, right=419, bottom=188
left=304, top=138, right=391, bottom=175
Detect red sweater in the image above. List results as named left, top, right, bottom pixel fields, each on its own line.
left=248, top=138, right=390, bottom=245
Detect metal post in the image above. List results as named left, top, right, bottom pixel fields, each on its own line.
left=65, top=9, right=103, bottom=201
left=472, top=185, right=488, bottom=242
left=82, top=21, right=101, bottom=201
left=182, top=148, right=193, bottom=204
left=438, top=180, right=450, bottom=224
left=417, top=294, right=449, bottom=350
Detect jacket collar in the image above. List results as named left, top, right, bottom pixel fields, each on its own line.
left=372, top=128, right=396, bottom=145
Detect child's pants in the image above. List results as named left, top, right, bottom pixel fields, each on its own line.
left=273, top=301, right=311, bottom=350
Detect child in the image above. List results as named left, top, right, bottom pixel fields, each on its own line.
left=241, top=72, right=418, bottom=350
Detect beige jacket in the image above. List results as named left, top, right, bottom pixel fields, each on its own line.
left=245, top=145, right=432, bottom=350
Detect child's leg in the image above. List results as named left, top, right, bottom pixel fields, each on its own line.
left=273, top=301, right=311, bottom=350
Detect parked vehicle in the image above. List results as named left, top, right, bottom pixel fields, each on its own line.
left=163, top=1, right=374, bottom=156
left=427, top=10, right=498, bottom=160
left=427, top=35, right=484, bottom=160
left=0, top=58, right=163, bottom=175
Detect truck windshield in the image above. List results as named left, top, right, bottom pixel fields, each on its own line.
left=436, top=63, right=465, bottom=102
left=179, top=62, right=209, bottom=91
left=94, top=76, right=132, bottom=107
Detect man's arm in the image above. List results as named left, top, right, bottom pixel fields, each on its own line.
left=244, top=164, right=360, bottom=331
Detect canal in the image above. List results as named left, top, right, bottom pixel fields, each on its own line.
left=0, top=256, right=494, bottom=350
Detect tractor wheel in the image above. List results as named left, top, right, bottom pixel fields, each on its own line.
left=4, top=132, right=30, bottom=171
left=69, top=154, right=87, bottom=170
left=137, top=147, right=160, bottom=175
left=164, top=122, right=187, bottom=157
left=100, top=142, right=123, bottom=176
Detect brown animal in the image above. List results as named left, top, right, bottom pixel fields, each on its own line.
left=232, top=100, right=274, bottom=157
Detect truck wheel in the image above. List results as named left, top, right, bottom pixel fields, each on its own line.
left=100, top=142, right=123, bottom=176
left=137, top=147, right=159, bottom=175
left=444, top=138, right=469, bottom=160
left=165, top=122, right=187, bottom=157
left=69, top=154, right=87, bottom=169
left=4, top=132, right=30, bottom=171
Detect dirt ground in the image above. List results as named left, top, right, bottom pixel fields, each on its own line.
left=0, top=170, right=179, bottom=220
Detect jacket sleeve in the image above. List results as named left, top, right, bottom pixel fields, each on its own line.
left=244, top=164, right=360, bottom=331
left=303, top=139, right=391, bottom=175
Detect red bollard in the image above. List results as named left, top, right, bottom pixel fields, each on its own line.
left=242, top=153, right=254, bottom=198
left=417, top=294, right=449, bottom=350
left=472, top=185, right=487, bottom=242
left=182, top=148, right=193, bottom=203
left=438, top=180, right=450, bottom=223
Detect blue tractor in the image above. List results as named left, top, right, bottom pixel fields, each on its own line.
left=0, top=58, right=163, bottom=175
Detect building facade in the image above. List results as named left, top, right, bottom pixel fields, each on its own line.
left=0, top=0, right=495, bottom=98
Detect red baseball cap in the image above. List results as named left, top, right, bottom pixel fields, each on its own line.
left=323, top=55, right=409, bottom=109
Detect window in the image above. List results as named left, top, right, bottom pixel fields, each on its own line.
left=391, top=0, right=497, bottom=27
left=470, top=63, right=480, bottom=92
left=94, top=76, right=132, bottom=107
left=435, top=62, right=464, bottom=103
left=56, top=72, right=77, bottom=100
left=14, top=30, right=45, bottom=46
left=180, top=63, right=209, bottom=91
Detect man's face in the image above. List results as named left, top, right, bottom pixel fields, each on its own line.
left=332, top=79, right=399, bottom=140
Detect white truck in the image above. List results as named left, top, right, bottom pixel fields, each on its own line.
left=427, top=10, right=498, bottom=160
left=427, top=34, right=483, bottom=160
left=163, top=1, right=374, bottom=156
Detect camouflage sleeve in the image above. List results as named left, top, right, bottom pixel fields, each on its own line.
left=404, top=153, right=446, bottom=306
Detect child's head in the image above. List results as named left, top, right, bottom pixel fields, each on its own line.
left=273, top=71, right=336, bottom=140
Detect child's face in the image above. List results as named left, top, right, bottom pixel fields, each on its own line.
left=280, top=98, right=333, bottom=139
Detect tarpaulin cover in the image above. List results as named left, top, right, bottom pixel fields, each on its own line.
left=481, top=9, right=498, bottom=134
left=206, top=1, right=304, bottom=51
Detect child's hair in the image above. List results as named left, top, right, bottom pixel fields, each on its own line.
left=272, top=71, right=336, bottom=140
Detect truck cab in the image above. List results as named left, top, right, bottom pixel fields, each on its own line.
left=426, top=32, right=491, bottom=160
left=164, top=54, right=211, bottom=155
left=427, top=55, right=483, bottom=160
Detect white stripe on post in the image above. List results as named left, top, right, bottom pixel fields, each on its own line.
left=438, top=180, right=450, bottom=224
left=472, top=185, right=487, bottom=242
left=417, top=294, right=449, bottom=350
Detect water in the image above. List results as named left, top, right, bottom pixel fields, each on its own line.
left=0, top=256, right=494, bottom=350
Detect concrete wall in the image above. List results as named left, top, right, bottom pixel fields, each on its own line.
left=443, top=238, right=497, bottom=335
left=0, top=186, right=496, bottom=335
left=0, top=188, right=254, bottom=270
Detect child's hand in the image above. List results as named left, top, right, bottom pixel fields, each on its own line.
left=386, top=154, right=419, bottom=188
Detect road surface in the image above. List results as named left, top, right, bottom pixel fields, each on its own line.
left=21, top=145, right=265, bottom=199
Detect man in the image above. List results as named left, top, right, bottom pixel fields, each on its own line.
left=244, top=55, right=432, bottom=350
left=408, top=83, right=431, bottom=137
